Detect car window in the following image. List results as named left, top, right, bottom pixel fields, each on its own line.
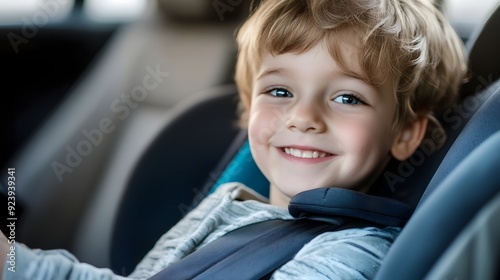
left=444, top=0, right=499, bottom=40
left=84, top=0, right=147, bottom=22
left=0, top=0, right=74, bottom=24
left=0, top=0, right=146, bottom=25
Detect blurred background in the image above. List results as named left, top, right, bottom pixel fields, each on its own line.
left=0, top=0, right=498, bottom=275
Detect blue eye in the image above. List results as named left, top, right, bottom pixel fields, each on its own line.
left=268, top=88, right=293, bottom=98
left=333, top=94, right=362, bottom=105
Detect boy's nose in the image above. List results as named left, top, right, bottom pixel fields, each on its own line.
left=286, top=103, right=326, bottom=133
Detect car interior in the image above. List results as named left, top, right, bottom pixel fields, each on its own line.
left=1, top=0, right=499, bottom=279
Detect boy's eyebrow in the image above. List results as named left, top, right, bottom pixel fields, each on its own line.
left=256, top=67, right=292, bottom=80
left=257, top=66, right=374, bottom=87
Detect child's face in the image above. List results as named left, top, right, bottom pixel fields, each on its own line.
left=248, top=41, right=400, bottom=200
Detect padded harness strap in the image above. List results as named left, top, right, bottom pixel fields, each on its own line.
left=149, top=188, right=411, bottom=280
left=289, top=187, right=412, bottom=226
left=149, top=218, right=351, bottom=280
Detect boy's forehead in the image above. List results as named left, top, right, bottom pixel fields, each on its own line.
left=257, top=40, right=366, bottom=82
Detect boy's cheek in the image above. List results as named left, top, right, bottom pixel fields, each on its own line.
left=339, top=121, right=388, bottom=159
left=341, top=115, right=388, bottom=140
left=249, top=109, right=284, bottom=144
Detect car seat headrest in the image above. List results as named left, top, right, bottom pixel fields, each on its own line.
left=418, top=78, right=500, bottom=207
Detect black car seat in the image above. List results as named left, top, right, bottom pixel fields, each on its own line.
left=110, top=1, right=500, bottom=276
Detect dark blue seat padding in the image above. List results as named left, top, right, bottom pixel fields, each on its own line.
left=374, top=83, right=500, bottom=279
left=375, top=131, right=500, bottom=279
left=419, top=79, right=500, bottom=205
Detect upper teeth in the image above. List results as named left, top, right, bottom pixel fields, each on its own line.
left=284, top=147, right=328, bottom=158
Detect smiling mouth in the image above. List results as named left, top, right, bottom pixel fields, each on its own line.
left=282, top=147, right=333, bottom=159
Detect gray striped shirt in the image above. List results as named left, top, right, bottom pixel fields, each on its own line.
left=4, top=183, right=400, bottom=280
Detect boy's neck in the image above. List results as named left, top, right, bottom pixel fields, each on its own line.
left=269, top=184, right=291, bottom=208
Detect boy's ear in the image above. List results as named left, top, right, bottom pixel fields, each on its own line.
left=391, top=115, right=428, bottom=161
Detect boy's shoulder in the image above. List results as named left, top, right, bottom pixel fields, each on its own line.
left=302, top=225, right=401, bottom=265
left=275, top=226, right=402, bottom=279
left=313, top=225, right=402, bottom=244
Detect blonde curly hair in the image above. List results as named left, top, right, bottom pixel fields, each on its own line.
left=234, top=0, right=467, bottom=144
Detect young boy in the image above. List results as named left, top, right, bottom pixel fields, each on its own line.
left=1, top=0, right=466, bottom=279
